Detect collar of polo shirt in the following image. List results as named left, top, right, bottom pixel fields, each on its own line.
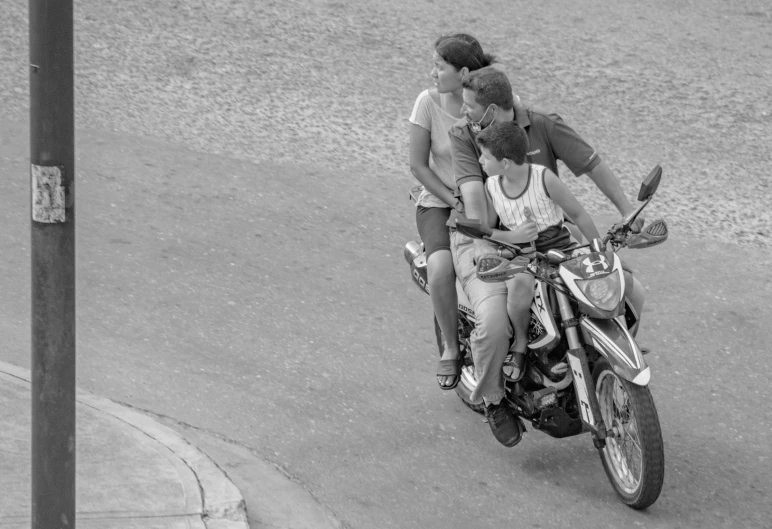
left=515, top=105, right=530, bottom=129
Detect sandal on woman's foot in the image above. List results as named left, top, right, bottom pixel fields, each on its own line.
left=437, top=357, right=462, bottom=390
left=503, top=351, right=527, bottom=382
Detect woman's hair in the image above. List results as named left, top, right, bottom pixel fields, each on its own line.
left=434, top=33, right=496, bottom=73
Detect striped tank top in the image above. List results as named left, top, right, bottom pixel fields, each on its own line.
left=485, top=164, right=574, bottom=252
left=485, top=164, right=563, bottom=231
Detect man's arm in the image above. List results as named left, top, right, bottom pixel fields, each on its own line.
left=459, top=180, right=490, bottom=226
left=449, top=124, right=488, bottom=225
left=585, top=159, right=634, bottom=216
left=544, top=114, right=643, bottom=231
left=586, top=160, right=644, bottom=231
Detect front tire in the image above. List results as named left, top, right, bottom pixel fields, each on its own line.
left=593, top=358, right=664, bottom=509
left=434, top=315, right=484, bottom=414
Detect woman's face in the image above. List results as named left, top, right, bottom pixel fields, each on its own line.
left=430, top=52, right=462, bottom=93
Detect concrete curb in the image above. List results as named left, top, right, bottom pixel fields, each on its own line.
left=0, top=361, right=249, bottom=529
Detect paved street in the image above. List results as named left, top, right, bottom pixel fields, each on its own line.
left=1, top=0, right=771, bottom=528
left=2, top=119, right=771, bottom=528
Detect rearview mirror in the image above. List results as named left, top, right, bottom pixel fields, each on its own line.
left=455, top=218, right=493, bottom=240
left=637, top=165, right=662, bottom=201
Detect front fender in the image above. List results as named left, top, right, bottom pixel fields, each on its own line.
left=580, top=316, right=650, bottom=386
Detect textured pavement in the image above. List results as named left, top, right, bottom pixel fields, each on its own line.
left=1, top=0, right=770, bottom=247
left=0, top=363, right=247, bottom=529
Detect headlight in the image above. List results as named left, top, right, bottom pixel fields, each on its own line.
left=576, top=271, right=621, bottom=311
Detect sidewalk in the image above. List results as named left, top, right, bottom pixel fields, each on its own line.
left=0, top=362, right=248, bottom=529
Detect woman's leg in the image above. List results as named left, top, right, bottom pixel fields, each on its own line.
left=427, top=249, right=460, bottom=387
left=415, top=206, right=459, bottom=387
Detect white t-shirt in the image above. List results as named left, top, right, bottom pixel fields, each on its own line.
left=408, top=89, right=459, bottom=209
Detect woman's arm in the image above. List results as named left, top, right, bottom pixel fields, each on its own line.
left=544, top=170, right=601, bottom=242
left=409, top=124, right=456, bottom=207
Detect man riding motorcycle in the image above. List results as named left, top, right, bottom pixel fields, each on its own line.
left=447, top=66, right=645, bottom=447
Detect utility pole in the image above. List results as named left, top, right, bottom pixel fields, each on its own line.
left=29, top=0, right=76, bottom=527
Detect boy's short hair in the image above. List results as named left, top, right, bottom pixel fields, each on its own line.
left=461, top=66, right=514, bottom=110
left=476, top=121, right=529, bottom=165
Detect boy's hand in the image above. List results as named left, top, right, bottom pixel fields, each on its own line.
left=510, top=219, right=538, bottom=243
left=514, top=207, right=538, bottom=243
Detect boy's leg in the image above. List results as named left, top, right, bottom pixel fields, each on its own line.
left=503, top=274, right=534, bottom=381
left=509, top=274, right=534, bottom=352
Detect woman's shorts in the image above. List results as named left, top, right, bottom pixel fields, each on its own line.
left=416, top=206, right=451, bottom=259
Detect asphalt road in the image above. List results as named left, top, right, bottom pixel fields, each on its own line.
left=1, top=1, right=771, bottom=528
left=2, top=120, right=771, bottom=528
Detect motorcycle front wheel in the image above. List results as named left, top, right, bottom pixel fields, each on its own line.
left=434, top=315, right=484, bottom=414
left=593, top=358, right=664, bottom=509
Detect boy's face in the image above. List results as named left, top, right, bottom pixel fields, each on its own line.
left=478, top=146, right=506, bottom=176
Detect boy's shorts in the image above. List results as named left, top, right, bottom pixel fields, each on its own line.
left=416, top=205, right=451, bottom=259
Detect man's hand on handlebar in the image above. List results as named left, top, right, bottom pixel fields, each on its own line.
left=631, top=215, right=645, bottom=234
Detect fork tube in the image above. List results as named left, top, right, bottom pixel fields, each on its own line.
left=554, top=287, right=582, bottom=349
left=554, top=282, right=607, bottom=442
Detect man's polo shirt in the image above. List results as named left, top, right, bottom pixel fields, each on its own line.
left=450, top=106, right=602, bottom=189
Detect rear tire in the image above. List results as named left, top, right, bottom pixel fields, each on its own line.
left=434, top=315, right=484, bottom=414
left=592, top=358, right=664, bottom=509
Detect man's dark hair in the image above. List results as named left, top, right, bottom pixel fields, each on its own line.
left=476, top=121, right=529, bottom=165
left=461, top=66, right=514, bottom=110
left=434, top=33, right=496, bottom=72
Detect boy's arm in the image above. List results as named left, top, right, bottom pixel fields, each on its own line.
left=460, top=181, right=538, bottom=250
left=544, top=170, right=601, bottom=242
left=484, top=183, right=539, bottom=245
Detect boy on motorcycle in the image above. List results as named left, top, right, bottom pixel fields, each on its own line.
left=475, top=121, right=600, bottom=381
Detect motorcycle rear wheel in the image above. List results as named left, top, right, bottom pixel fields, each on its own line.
left=434, top=315, right=484, bottom=414
left=593, top=358, right=664, bottom=509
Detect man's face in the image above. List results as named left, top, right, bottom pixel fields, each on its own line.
left=478, top=146, right=505, bottom=176
left=461, top=88, right=487, bottom=122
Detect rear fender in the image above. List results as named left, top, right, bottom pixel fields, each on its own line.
left=580, top=317, right=650, bottom=386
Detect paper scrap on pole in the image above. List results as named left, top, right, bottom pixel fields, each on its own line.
left=31, top=164, right=66, bottom=223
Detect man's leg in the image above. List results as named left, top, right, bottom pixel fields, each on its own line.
left=450, top=231, right=524, bottom=447
left=449, top=231, right=510, bottom=403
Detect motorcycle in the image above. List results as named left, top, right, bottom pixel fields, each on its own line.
left=404, top=166, right=669, bottom=509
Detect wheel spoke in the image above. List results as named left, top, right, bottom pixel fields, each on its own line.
left=597, top=371, right=643, bottom=493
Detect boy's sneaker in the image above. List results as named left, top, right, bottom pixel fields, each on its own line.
left=484, top=401, right=525, bottom=447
